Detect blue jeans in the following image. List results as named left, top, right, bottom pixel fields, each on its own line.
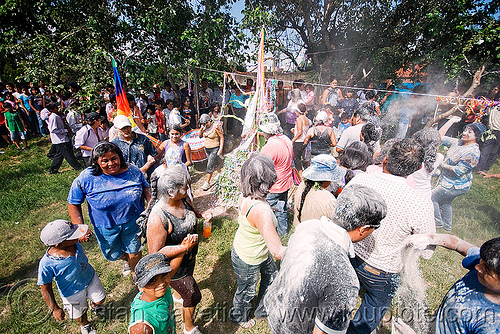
left=348, top=257, right=400, bottom=334
left=36, top=112, right=48, bottom=136
left=229, top=249, right=277, bottom=323
left=266, top=191, right=288, bottom=236
left=431, top=185, right=468, bottom=231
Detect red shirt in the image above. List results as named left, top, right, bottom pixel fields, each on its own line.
left=155, top=109, right=165, bottom=134
left=261, top=134, right=293, bottom=193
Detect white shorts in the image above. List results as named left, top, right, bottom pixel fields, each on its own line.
left=60, top=274, right=106, bottom=319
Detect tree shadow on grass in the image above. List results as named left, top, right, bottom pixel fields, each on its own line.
left=477, top=204, right=500, bottom=234
left=0, top=261, right=39, bottom=294
left=194, top=249, right=239, bottom=334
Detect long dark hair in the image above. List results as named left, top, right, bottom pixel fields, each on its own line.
left=297, top=179, right=319, bottom=222
left=90, top=142, right=127, bottom=176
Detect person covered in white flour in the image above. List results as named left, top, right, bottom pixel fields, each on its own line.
left=265, top=185, right=387, bottom=334
left=346, top=138, right=436, bottom=334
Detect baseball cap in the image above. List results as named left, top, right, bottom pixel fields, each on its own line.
left=153, top=84, right=159, bottom=89
left=113, top=115, right=132, bottom=129
left=302, top=154, right=346, bottom=182
left=40, top=220, right=89, bottom=246
left=315, top=111, right=328, bottom=124
left=135, top=253, right=172, bottom=288
left=86, top=112, right=101, bottom=122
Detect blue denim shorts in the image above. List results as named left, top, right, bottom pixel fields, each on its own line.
left=10, top=130, right=25, bottom=141
left=93, top=220, right=142, bottom=261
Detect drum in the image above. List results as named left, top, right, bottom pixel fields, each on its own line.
left=181, top=129, right=207, bottom=162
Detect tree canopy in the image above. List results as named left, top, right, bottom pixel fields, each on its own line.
left=0, top=0, right=498, bottom=96
left=242, top=0, right=500, bottom=86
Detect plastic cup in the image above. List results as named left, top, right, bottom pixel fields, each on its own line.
left=203, top=219, right=212, bottom=238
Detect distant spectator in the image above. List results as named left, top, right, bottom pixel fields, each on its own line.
left=74, top=112, right=103, bottom=167
left=47, top=104, right=82, bottom=174
left=2, top=102, right=28, bottom=150
left=199, top=78, right=213, bottom=116
left=320, top=78, right=343, bottom=106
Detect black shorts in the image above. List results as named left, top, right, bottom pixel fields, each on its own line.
left=169, top=275, right=202, bottom=308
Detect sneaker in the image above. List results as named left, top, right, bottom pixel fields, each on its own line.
left=89, top=301, right=105, bottom=318
left=80, top=323, right=96, bottom=334
left=201, top=181, right=210, bottom=191
left=122, top=261, right=131, bottom=277
left=183, top=325, right=202, bottom=334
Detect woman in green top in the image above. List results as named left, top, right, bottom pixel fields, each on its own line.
left=2, top=102, right=28, bottom=150
left=229, top=154, right=287, bottom=329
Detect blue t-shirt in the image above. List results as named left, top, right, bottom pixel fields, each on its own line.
left=37, top=243, right=95, bottom=297
left=435, top=247, right=500, bottom=333
left=338, top=122, right=351, bottom=136
left=67, top=165, right=150, bottom=229
left=229, top=93, right=247, bottom=108
left=20, top=94, right=32, bottom=112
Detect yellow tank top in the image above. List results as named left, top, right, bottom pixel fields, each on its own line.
left=233, top=202, right=277, bottom=265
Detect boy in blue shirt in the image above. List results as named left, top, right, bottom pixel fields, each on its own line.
left=408, top=234, right=500, bottom=333
left=38, top=220, right=106, bottom=334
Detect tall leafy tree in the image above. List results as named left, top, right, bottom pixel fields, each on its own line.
left=242, top=0, right=500, bottom=86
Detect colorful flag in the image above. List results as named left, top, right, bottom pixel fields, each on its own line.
left=112, top=57, right=131, bottom=118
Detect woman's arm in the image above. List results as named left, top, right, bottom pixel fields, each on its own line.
left=248, top=204, right=286, bottom=260
left=216, top=127, right=224, bottom=155
left=68, top=203, right=85, bottom=225
left=143, top=186, right=151, bottom=205
left=329, top=128, right=337, bottom=147
left=291, top=117, right=303, bottom=143
left=184, top=143, right=192, bottom=167
left=198, top=124, right=205, bottom=138
left=303, top=128, right=314, bottom=145
left=439, top=116, right=461, bottom=140
left=147, top=213, right=171, bottom=254
left=320, top=89, right=329, bottom=105
left=158, top=235, right=198, bottom=276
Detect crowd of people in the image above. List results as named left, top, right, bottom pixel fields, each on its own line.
left=1, top=76, right=498, bottom=333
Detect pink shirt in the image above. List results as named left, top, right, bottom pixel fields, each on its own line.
left=261, top=135, right=293, bottom=193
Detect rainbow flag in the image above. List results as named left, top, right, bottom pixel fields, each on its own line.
left=112, top=57, right=131, bottom=118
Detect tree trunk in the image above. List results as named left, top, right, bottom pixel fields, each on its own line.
left=424, top=63, right=487, bottom=128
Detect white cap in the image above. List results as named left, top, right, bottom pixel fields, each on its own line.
left=40, top=220, right=88, bottom=246
left=113, top=115, right=132, bottom=129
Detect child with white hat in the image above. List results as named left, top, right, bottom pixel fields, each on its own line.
left=37, top=220, right=105, bottom=334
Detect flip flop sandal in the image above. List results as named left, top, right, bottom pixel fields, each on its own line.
left=239, top=318, right=256, bottom=329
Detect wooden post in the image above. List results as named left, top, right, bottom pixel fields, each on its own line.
left=194, top=67, right=200, bottom=122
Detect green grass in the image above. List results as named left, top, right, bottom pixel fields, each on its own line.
left=0, top=137, right=498, bottom=333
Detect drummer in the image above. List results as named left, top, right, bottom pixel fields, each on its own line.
left=198, top=114, right=224, bottom=191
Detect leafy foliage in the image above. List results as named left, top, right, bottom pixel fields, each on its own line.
left=0, top=0, right=247, bottom=105
left=242, top=0, right=500, bottom=84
